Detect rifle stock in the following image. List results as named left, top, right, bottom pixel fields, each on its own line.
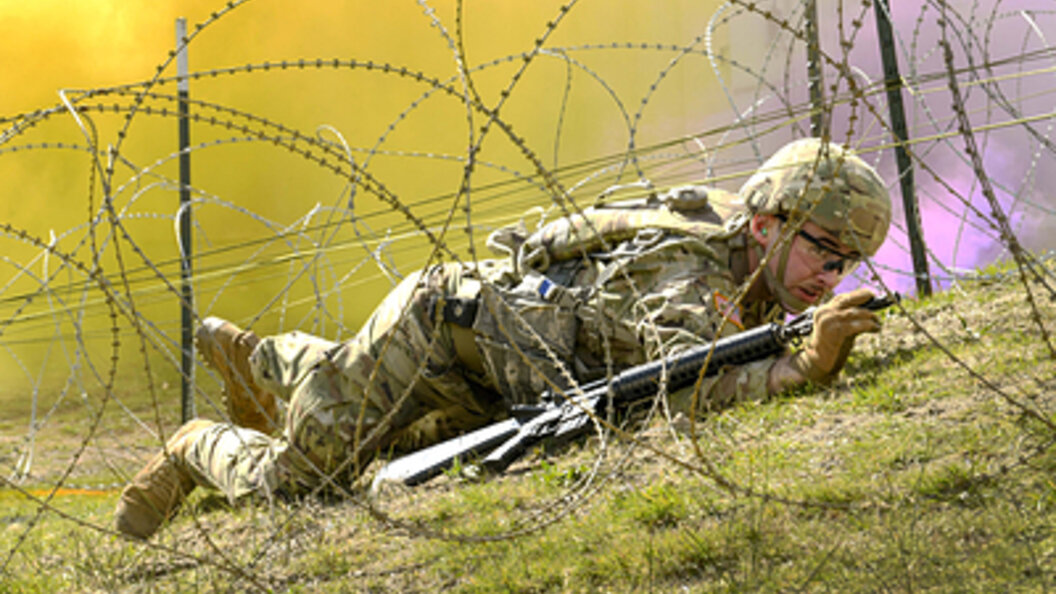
left=371, top=293, right=898, bottom=491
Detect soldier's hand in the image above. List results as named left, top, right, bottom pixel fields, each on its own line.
left=792, top=288, right=882, bottom=383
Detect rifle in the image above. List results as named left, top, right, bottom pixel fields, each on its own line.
left=372, top=293, right=898, bottom=490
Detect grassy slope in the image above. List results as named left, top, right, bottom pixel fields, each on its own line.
left=2, top=269, right=1056, bottom=592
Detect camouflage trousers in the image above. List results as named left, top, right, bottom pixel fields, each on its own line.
left=181, top=263, right=505, bottom=502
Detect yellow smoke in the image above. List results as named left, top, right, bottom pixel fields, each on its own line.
left=0, top=0, right=730, bottom=391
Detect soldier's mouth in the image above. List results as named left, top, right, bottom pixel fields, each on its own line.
left=795, top=286, right=822, bottom=303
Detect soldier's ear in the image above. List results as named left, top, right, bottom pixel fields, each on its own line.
left=749, top=214, right=777, bottom=248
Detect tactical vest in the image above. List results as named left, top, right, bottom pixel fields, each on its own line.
left=458, top=184, right=751, bottom=404
left=486, top=184, right=742, bottom=277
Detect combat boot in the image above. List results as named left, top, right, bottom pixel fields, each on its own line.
left=114, top=419, right=213, bottom=539
left=196, top=317, right=282, bottom=434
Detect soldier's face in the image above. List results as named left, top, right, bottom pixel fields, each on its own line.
left=771, top=220, right=859, bottom=305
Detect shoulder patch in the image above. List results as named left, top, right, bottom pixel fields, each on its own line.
left=712, top=290, right=745, bottom=331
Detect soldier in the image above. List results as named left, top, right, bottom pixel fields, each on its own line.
left=114, top=137, right=892, bottom=539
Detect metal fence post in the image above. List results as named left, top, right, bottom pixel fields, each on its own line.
left=804, top=0, right=826, bottom=138
left=176, top=17, right=196, bottom=422
left=874, top=0, right=932, bottom=296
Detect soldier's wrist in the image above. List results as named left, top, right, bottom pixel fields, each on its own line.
left=786, top=350, right=836, bottom=386
left=768, top=355, right=809, bottom=393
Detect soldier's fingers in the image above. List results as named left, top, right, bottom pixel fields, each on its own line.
left=833, top=309, right=881, bottom=332
left=816, top=305, right=877, bottom=327
left=843, top=315, right=881, bottom=336
left=815, top=309, right=880, bottom=339
left=829, top=288, right=876, bottom=309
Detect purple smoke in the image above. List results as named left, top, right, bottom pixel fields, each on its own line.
left=828, top=1, right=1056, bottom=295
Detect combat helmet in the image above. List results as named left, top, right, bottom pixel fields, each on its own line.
left=739, top=138, right=892, bottom=312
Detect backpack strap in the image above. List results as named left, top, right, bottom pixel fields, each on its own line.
left=516, top=185, right=738, bottom=272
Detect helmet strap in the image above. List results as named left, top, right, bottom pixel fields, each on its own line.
left=753, top=232, right=812, bottom=314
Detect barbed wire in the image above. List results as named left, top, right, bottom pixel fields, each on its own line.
left=0, top=0, right=1054, bottom=588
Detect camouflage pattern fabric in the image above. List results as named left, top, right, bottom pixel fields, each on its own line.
left=182, top=265, right=506, bottom=500
left=180, top=198, right=784, bottom=502
left=739, top=138, right=891, bottom=255
left=517, top=184, right=727, bottom=267
left=564, top=222, right=782, bottom=415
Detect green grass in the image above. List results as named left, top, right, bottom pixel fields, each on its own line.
left=3, top=268, right=1056, bottom=591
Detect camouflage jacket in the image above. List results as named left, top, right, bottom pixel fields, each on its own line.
left=473, top=186, right=784, bottom=416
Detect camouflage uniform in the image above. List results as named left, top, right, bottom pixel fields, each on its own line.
left=179, top=184, right=785, bottom=503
